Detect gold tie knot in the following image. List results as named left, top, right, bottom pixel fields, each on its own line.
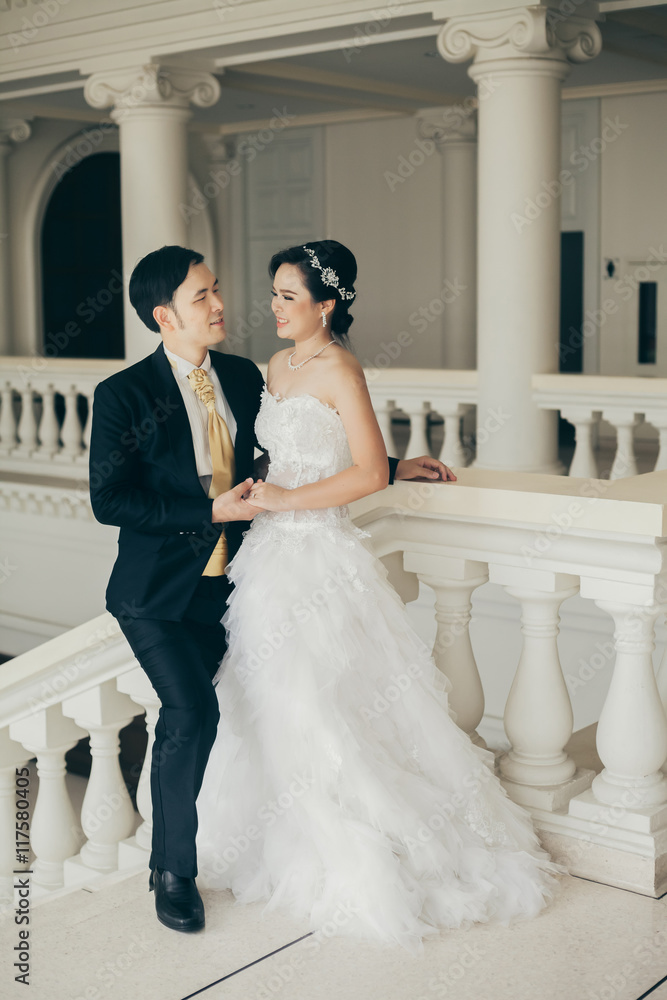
left=187, top=368, right=216, bottom=413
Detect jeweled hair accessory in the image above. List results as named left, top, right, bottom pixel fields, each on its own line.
left=302, top=246, right=356, bottom=301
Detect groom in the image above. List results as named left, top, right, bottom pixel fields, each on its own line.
left=89, top=245, right=451, bottom=933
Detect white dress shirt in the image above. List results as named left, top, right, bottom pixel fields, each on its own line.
left=164, top=345, right=237, bottom=494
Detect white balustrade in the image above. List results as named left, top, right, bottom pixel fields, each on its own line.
left=534, top=374, right=667, bottom=478
left=1, top=359, right=479, bottom=476
left=0, top=358, right=122, bottom=477
left=4, top=379, right=667, bottom=903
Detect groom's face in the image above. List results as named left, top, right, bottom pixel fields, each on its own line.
left=155, top=262, right=225, bottom=353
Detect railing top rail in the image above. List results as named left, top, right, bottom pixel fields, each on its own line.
left=0, top=358, right=125, bottom=378
left=533, top=373, right=667, bottom=396
left=351, top=469, right=667, bottom=537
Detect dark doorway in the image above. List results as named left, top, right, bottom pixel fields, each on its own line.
left=41, top=151, right=124, bottom=359
left=558, top=230, right=584, bottom=374
left=558, top=231, right=585, bottom=453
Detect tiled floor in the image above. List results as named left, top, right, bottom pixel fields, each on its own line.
left=1, top=866, right=665, bottom=1000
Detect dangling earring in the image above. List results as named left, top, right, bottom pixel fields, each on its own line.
left=321, top=311, right=327, bottom=328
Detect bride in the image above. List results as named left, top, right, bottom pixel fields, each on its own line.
left=195, top=239, right=565, bottom=955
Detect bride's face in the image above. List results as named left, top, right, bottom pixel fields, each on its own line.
left=271, top=263, right=324, bottom=342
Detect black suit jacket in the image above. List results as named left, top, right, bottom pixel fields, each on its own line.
left=90, top=342, right=399, bottom=622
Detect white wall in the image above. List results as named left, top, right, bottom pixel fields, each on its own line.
left=324, top=116, right=446, bottom=370
left=598, top=91, right=667, bottom=378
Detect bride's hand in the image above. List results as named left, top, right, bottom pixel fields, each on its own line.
left=245, top=480, right=291, bottom=511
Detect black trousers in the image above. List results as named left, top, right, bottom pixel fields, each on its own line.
left=117, top=575, right=233, bottom=878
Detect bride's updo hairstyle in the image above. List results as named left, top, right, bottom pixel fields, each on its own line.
left=268, top=239, right=357, bottom=348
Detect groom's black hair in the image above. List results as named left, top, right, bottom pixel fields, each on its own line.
left=129, top=245, right=205, bottom=333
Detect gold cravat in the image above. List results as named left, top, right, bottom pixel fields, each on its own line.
left=167, top=356, right=235, bottom=575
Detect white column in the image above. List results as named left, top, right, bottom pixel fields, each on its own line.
left=0, top=119, right=31, bottom=355
left=202, top=135, right=238, bottom=338
left=404, top=553, right=488, bottom=746
left=489, top=566, right=594, bottom=809
left=418, top=107, right=477, bottom=370
left=438, top=6, right=601, bottom=472
left=84, top=65, right=221, bottom=364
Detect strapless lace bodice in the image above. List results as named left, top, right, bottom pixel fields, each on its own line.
left=251, top=387, right=354, bottom=531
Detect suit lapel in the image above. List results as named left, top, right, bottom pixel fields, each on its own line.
left=150, top=342, right=201, bottom=490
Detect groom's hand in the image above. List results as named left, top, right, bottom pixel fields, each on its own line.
left=394, top=456, right=457, bottom=482
left=212, top=479, right=263, bottom=522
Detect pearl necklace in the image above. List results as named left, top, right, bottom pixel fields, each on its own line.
left=287, top=339, right=336, bottom=371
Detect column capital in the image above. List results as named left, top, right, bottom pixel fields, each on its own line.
left=84, top=63, right=221, bottom=118
left=417, top=105, right=477, bottom=147
left=201, top=133, right=238, bottom=164
left=437, top=6, right=601, bottom=75
left=0, top=117, right=32, bottom=149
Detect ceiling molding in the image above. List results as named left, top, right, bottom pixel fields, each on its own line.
left=230, top=59, right=460, bottom=106
left=193, top=107, right=409, bottom=137
left=562, top=77, right=667, bottom=99
left=220, top=71, right=412, bottom=112
left=0, top=80, right=84, bottom=102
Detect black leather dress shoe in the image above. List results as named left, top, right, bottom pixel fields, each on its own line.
left=149, top=868, right=205, bottom=932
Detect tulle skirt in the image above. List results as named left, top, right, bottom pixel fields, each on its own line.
left=195, top=513, right=565, bottom=955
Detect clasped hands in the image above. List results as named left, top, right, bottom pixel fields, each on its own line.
left=211, top=456, right=456, bottom=523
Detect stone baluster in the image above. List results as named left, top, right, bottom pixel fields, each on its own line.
left=62, top=681, right=137, bottom=879
left=402, top=398, right=431, bottom=458
left=9, top=707, right=87, bottom=890
left=372, top=396, right=397, bottom=456
left=0, top=381, right=17, bottom=454
left=587, top=599, right=667, bottom=808
left=116, top=668, right=160, bottom=866
left=81, top=391, right=95, bottom=455
left=15, top=387, right=38, bottom=456
left=404, top=553, right=488, bottom=746
left=35, top=384, right=61, bottom=458
left=0, top=730, right=32, bottom=903
left=644, top=410, right=667, bottom=473
left=603, top=407, right=642, bottom=480
left=561, top=406, right=600, bottom=479
left=489, top=567, right=594, bottom=809
left=58, top=386, right=83, bottom=461
left=438, top=402, right=471, bottom=468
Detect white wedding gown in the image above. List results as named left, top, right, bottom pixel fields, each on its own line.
left=195, top=387, right=565, bottom=955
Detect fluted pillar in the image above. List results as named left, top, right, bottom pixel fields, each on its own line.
left=437, top=4, right=601, bottom=472
left=418, top=107, right=477, bottom=370
left=0, top=119, right=31, bottom=354
left=202, top=135, right=242, bottom=349
left=84, top=65, right=221, bottom=363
